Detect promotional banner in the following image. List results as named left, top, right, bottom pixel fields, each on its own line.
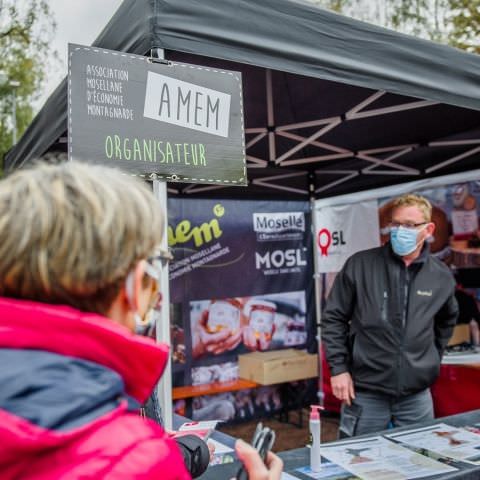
left=68, top=44, right=246, bottom=185
left=167, top=198, right=314, bottom=421
left=314, top=200, right=380, bottom=273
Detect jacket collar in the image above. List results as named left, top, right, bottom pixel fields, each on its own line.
left=0, top=297, right=169, bottom=404
left=385, top=241, right=430, bottom=265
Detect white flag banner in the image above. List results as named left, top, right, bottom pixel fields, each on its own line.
left=314, top=200, right=380, bottom=273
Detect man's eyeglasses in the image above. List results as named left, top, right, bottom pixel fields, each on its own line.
left=389, top=221, right=427, bottom=230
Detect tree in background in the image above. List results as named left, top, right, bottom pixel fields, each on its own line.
left=0, top=0, right=57, bottom=167
left=448, top=0, right=480, bottom=54
left=313, top=0, right=479, bottom=53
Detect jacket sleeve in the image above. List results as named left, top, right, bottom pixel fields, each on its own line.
left=106, top=435, right=192, bottom=479
left=434, top=285, right=459, bottom=357
left=322, top=257, right=356, bottom=377
left=175, top=434, right=210, bottom=478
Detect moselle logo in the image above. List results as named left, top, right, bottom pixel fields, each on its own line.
left=255, top=248, right=307, bottom=269
left=317, top=228, right=346, bottom=256
left=253, top=212, right=305, bottom=233
left=168, top=204, right=225, bottom=248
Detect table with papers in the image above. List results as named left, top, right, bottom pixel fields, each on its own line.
left=200, top=410, right=480, bottom=480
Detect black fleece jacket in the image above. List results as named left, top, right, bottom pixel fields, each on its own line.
left=323, top=243, right=458, bottom=397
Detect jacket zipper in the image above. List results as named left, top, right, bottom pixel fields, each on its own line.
left=398, top=265, right=410, bottom=394
left=381, top=291, right=388, bottom=322
left=402, top=268, right=410, bottom=329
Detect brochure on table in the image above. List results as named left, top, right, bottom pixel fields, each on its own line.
left=294, top=460, right=359, bottom=479
left=387, top=422, right=480, bottom=465
left=319, top=436, right=457, bottom=480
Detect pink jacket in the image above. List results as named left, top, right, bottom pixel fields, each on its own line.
left=0, top=297, right=191, bottom=479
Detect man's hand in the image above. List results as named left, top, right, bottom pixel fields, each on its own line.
left=207, top=441, right=215, bottom=462
left=331, top=372, right=355, bottom=406
left=234, top=439, right=283, bottom=480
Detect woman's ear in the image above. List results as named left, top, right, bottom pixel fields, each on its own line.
left=125, top=261, right=146, bottom=312
left=106, top=262, right=146, bottom=332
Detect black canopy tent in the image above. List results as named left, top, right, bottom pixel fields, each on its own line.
left=5, top=0, right=480, bottom=199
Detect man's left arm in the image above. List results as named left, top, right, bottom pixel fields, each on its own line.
left=434, top=287, right=459, bottom=356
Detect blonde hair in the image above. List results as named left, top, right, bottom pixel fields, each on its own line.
left=0, top=162, right=164, bottom=314
left=391, top=193, right=432, bottom=222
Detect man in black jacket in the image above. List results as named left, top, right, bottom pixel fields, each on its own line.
left=323, top=193, right=458, bottom=436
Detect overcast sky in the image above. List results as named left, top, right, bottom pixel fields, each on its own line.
left=38, top=0, right=123, bottom=109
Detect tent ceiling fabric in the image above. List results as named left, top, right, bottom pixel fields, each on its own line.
left=4, top=0, right=480, bottom=199
left=167, top=53, right=480, bottom=198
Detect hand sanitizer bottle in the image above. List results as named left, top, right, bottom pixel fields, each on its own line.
left=309, top=405, right=323, bottom=472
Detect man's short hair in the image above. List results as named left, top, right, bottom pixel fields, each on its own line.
left=391, top=193, right=432, bottom=222
left=0, top=162, right=164, bottom=314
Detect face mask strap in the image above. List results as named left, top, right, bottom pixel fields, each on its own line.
left=125, top=270, right=136, bottom=311
left=124, top=269, right=149, bottom=331
left=413, top=223, right=431, bottom=245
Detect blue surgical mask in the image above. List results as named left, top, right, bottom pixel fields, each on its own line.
left=390, top=226, right=425, bottom=256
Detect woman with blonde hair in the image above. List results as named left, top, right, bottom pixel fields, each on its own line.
left=0, top=162, right=282, bottom=479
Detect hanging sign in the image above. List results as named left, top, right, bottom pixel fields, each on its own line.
left=68, top=44, right=246, bottom=186
left=314, top=200, right=380, bottom=273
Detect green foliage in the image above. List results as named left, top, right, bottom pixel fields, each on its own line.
left=0, top=0, right=57, bottom=170
left=448, top=0, right=480, bottom=54
left=319, top=0, right=351, bottom=13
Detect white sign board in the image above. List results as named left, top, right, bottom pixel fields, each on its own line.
left=314, top=200, right=380, bottom=273
left=143, top=72, right=231, bottom=138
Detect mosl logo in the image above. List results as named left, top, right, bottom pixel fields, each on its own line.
left=255, top=248, right=307, bottom=269
left=317, top=228, right=346, bottom=256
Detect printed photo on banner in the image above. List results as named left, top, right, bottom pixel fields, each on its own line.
left=191, top=387, right=281, bottom=422
left=190, top=290, right=307, bottom=360
left=192, top=362, right=238, bottom=386
left=190, top=380, right=311, bottom=422
left=170, top=303, right=186, bottom=364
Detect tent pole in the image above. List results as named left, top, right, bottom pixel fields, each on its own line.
left=266, top=69, right=276, bottom=162
left=152, top=47, right=173, bottom=431
left=153, top=179, right=173, bottom=431
left=310, top=187, right=324, bottom=408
